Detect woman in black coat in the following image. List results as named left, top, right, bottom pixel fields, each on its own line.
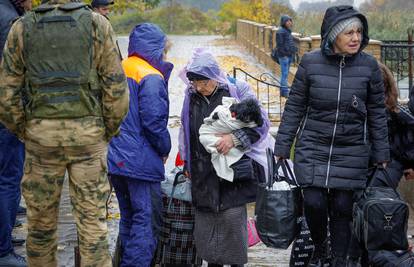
left=370, top=63, right=414, bottom=189
left=274, top=6, right=389, bottom=266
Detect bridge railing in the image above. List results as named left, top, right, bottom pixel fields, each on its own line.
left=381, top=32, right=414, bottom=98
left=233, top=67, right=284, bottom=123
left=236, top=19, right=382, bottom=88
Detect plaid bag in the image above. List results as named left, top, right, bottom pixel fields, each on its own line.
left=156, top=170, right=202, bottom=266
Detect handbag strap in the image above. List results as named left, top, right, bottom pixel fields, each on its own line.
left=266, top=148, right=275, bottom=188
left=368, top=166, right=399, bottom=195
left=281, top=159, right=299, bottom=186
left=167, top=170, right=185, bottom=212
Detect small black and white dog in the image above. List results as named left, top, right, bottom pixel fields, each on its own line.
left=212, top=98, right=263, bottom=127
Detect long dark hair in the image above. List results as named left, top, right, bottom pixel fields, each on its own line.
left=379, top=62, right=399, bottom=113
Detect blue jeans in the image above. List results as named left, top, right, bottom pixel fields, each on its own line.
left=111, top=175, right=162, bottom=267
left=0, top=128, right=24, bottom=256
left=279, top=56, right=292, bottom=97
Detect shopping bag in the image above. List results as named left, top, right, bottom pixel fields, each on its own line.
left=255, top=149, right=301, bottom=249
left=289, top=216, right=314, bottom=267
left=156, top=165, right=202, bottom=265
left=161, top=167, right=192, bottom=202
left=248, top=217, right=261, bottom=247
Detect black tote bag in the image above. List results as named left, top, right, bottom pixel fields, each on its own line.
left=255, top=149, right=301, bottom=249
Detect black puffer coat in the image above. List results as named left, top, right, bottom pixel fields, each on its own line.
left=275, top=6, right=390, bottom=190
left=189, top=85, right=264, bottom=212
left=372, top=104, right=414, bottom=189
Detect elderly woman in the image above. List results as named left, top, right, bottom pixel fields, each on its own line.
left=275, top=6, right=389, bottom=266
left=179, top=50, right=273, bottom=267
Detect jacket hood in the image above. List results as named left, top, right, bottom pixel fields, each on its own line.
left=280, top=14, right=292, bottom=28
left=128, top=23, right=173, bottom=82
left=320, top=5, right=369, bottom=56
left=186, top=51, right=224, bottom=83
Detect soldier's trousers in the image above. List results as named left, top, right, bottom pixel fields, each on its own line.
left=22, top=141, right=111, bottom=267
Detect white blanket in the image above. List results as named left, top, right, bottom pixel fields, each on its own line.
left=199, top=97, right=257, bottom=182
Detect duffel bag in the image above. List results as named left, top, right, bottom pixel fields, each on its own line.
left=353, top=167, right=409, bottom=251
left=369, top=250, right=414, bottom=267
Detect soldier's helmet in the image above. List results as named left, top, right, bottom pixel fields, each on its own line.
left=91, top=0, right=114, bottom=8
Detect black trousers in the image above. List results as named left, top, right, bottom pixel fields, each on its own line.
left=302, top=187, right=355, bottom=258
left=208, top=264, right=243, bottom=267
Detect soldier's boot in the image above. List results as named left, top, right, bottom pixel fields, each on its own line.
left=0, top=252, right=27, bottom=267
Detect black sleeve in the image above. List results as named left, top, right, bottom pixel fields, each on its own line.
left=233, top=128, right=260, bottom=151
left=367, top=59, right=390, bottom=163
left=274, top=53, right=310, bottom=158
left=276, top=31, right=289, bottom=56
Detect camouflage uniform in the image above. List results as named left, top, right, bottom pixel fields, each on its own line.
left=0, top=0, right=129, bottom=266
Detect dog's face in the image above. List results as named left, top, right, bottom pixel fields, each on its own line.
left=229, top=98, right=264, bottom=127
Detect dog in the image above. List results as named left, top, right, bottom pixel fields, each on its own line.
left=212, top=98, right=263, bottom=127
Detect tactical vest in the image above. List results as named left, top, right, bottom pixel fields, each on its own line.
left=22, top=2, right=102, bottom=120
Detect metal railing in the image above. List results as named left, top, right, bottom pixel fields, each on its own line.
left=381, top=30, right=414, bottom=98
left=233, top=67, right=284, bottom=122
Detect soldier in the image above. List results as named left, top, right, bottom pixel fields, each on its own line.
left=91, top=0, right=114, bottom=17
left=0, top=0, right=31, bottom=266
left=0, top=0, right=129, bottom=266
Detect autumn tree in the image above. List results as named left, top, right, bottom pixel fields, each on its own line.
left=218, top=0, right=294, bottom=34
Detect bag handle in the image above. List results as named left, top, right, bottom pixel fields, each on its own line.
left=276, top=159, right=297, bottom=187
left=281, top=159, right=299, bottom=186
left=266, top=148, right=275, bottom=188
left=368, top=166, right=399, bottom=195
left=167, top=170, right=185, bottom=212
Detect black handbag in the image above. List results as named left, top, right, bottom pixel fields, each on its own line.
left=255, top=149, right=301, bottom=249
left=353, top=166, right=409, bottom=251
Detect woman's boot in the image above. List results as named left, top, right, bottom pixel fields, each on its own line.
left=308, top=240, right=330, bottom=267
left=345, top=256, right=361, bottom=267
left=331, top=256, right=347, bottom=267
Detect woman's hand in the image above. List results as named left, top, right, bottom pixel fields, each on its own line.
left=404, top=169, right=414, bottom=180
left=375, top=161, right=388, bottom=169
left=215, top=134, right=234, bottom=155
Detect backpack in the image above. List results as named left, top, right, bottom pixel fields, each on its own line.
left=271, top=48, right=279, bottom=64
left=353, top=167, right=409, bottom=251
left=22, top=2, right=102, bottom=120
left=369, top=250, right=414, bottom=267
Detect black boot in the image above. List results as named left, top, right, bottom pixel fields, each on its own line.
left=345, top=256, right=361, bottom=267
left=331, top=257, right=347, bottom=267
left=308, top=240, right=330, bottom=267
